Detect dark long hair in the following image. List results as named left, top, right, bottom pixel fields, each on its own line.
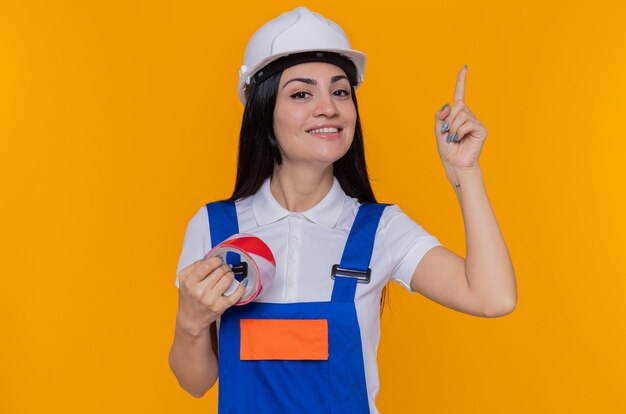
left=228, top=67, right=389, bottom=313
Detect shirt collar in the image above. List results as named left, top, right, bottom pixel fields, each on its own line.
left=252, top=176, right=346, bottom=228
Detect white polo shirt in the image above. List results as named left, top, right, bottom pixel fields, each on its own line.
left=175, top=176, right=443, bottom=413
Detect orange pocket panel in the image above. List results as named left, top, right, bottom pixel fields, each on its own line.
left=240, top=319, right=329, bottom=360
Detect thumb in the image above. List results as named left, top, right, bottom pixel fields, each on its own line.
left=435, top=103, right=451, bottom=132
left=227, top=278, right=248, bottom=306
left=437, top=103, right=450, bottom=120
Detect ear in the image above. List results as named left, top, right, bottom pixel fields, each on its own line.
left=268, top=132, right=283, bottom=165
left=268, top=132, right=278, bottom=148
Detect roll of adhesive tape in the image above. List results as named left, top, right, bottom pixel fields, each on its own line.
left=203, top=234, right=275, bottom=306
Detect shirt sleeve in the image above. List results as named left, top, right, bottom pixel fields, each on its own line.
left=175, top=206, right=212, bottom=288
left=380, top=204, right=443, bottom=292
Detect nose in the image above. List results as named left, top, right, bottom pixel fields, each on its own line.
left=313, top=93, right=339, bottom=118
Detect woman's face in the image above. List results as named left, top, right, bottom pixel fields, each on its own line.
left=273, top=62, right=357, bottom=168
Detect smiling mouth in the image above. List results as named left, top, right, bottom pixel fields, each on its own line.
left=307, top=127, right=342, bottom=134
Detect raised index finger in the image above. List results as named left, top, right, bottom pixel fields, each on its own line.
left=453, top=65, right=468, bottom=102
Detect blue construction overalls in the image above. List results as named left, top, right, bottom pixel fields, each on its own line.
left=206, top=200, right=388, bottom=414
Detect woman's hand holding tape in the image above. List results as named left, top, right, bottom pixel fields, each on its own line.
left=176, top=256, right=246, bottom=336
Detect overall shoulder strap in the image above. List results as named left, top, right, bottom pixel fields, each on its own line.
left=331, top=203, right=389, bottom=303
left=206, top=201, right=239, bottom=246
left=206, top=201, right=242, bottom=277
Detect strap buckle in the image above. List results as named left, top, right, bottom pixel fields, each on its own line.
left=331, top=264, right=371, bottom=284
left=230, top=262, right=248, bottom=279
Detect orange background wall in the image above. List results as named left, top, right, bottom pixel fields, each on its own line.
left=1, top=1, right=624, bottom=412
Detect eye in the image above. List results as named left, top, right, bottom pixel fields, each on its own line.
left=333, top=89, right=351, bottom=97
left=290, top=91, right=311, bottom=100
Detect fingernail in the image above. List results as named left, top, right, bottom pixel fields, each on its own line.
left=243, top=279, right=249, bottom=287
left=441, top=122, right=449, bottom=133
left=447, top=132, right=452, bottom=143
left=440, top=103, right=449, bottom=111
left=453, top=133, right=459, bottom=142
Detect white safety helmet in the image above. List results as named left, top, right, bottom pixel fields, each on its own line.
left=238, top=6, right=367, bottom=105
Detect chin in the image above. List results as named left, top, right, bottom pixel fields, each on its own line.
left=313, top=146, right=351, bottom=164
left=281, top=138, right=353, bottom=166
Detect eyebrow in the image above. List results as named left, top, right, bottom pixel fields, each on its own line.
left=282, top=75, right=349, bottom=89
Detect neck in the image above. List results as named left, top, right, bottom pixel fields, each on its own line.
left=270, top=164, right=334, bottom=212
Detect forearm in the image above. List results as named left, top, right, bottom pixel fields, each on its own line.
left=169, top=322, right=218, bottom=397
left=452, top=163, right=517, bottom=316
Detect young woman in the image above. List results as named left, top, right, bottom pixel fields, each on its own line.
left=169, top=7, right=517, bottom=413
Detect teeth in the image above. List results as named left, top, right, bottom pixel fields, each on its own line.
left=308, top=127, right=339, bottom=134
